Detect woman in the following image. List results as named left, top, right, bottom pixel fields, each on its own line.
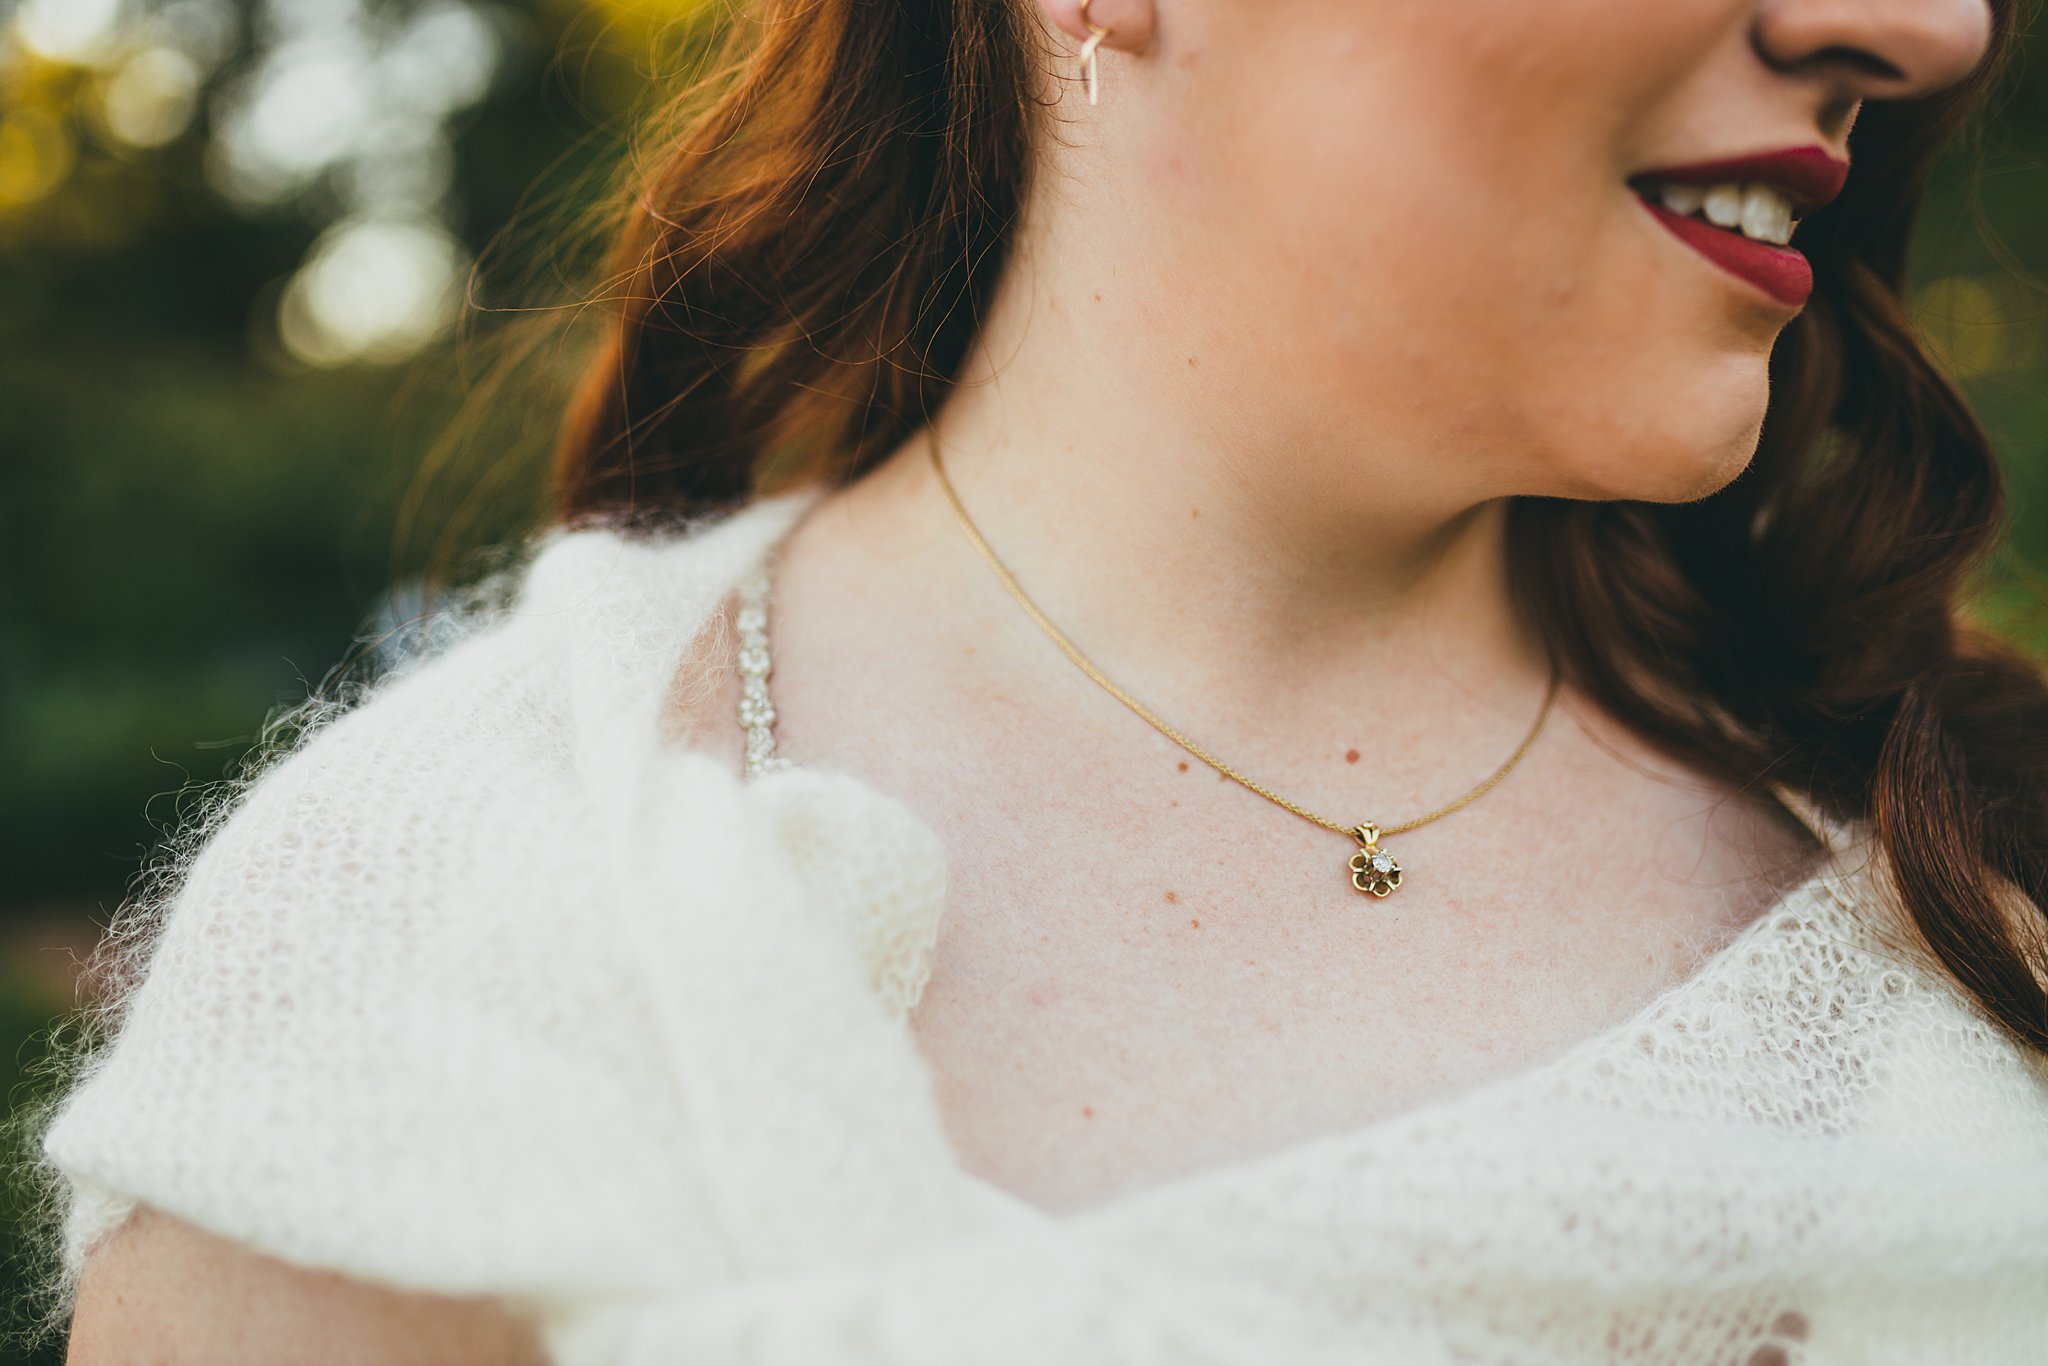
left=26, top=0, right=2048, bottom=1361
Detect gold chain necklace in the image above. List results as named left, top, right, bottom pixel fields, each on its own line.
left=924, top=426, right=1562, bottom=898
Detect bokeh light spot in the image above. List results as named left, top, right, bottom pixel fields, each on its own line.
left=0, top=107, right=77, bottom=208
left=275, top=215, right=468, bottom=367
left=16, top=0, right=128, bottom=64
left=100, top=46, right=203, bottom=147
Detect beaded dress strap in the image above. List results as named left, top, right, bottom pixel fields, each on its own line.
left=734, top=565, right=792, bottom=779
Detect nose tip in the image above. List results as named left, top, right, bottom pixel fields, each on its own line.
left=1881, top=1, right=1996, bottom=96
left=1756, top=0, right=1996, bottom=105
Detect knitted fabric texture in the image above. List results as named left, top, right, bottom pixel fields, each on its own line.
left=25, top=486, right=2048, bottom=1365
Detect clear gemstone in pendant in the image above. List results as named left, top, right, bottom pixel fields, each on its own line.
left=1349, top=839, right=1402, bottom=897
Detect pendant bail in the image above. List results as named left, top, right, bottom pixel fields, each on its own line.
left=1351, top=820, right=1380, bottom=849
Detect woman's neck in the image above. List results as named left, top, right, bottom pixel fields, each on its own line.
left=826, top=263, right=1556, bottom=789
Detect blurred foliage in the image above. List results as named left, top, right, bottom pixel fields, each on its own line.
left=0, top=0, right=724, bottom=911
left=2, top=0, right=2048, bottom=1358
left=0, top=0, right=719, bottom=1356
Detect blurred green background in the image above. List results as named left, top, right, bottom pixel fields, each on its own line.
left=3, top=0, right=2048, bottom=1358
left=0, top=0, right=710, bottom=1355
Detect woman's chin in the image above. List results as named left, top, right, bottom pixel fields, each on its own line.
left=1660, top=446, right=1760, bottom=504
left=1560, top=436, right=1762, bottom=506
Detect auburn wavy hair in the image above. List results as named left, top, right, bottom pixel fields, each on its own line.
left=544, top=0, right=2048, bottom=1052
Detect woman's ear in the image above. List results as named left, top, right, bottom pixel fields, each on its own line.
left=1035, top=0, right=1157, bottom=54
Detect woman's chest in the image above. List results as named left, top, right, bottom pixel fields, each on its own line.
left=736, top=567, right=1820, bottom=1218
left=896, top=785, right=1804, bottom=1218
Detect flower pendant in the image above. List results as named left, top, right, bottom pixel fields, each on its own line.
left=1349, top=821, right=1402, bottom=897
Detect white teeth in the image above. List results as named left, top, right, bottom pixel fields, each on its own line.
left=1657, top=183, right=1706, bottom=216
left=1645, top=178, right=1798, bottom=247
left=1739, top=184, right=1793, bottom=245
left=1702, top=184, right=1746, bottom=229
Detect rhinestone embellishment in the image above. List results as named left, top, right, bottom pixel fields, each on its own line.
left=735, top=567, right=793, bottom=779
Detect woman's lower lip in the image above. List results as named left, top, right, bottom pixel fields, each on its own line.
left=1637, top=195, right=1812, bottom=311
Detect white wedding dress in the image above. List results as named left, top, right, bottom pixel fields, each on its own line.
left=31, top=485, right=2048, bottom=1364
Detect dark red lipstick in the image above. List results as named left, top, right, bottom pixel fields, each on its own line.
left=1627, top=146, right=1850, bottom=311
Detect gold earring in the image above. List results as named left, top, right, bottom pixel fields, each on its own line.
left=1077, top=0, right=1112, bottom=105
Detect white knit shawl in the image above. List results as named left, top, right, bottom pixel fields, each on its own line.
left=33, top=487, right=2048, bottom=1365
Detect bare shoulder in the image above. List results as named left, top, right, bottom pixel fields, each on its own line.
left=66, top=1204, right=547, bottom=1366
